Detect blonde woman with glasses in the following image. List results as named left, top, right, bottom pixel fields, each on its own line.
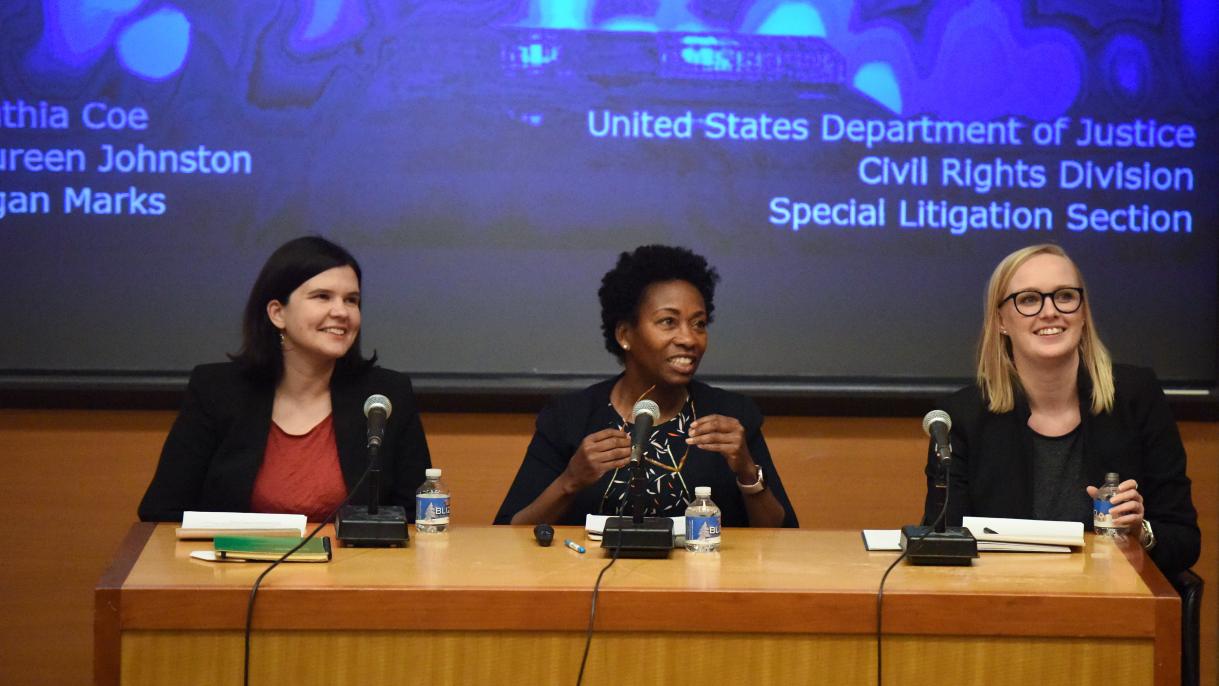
left=922, top=244, right=1199, bottom=575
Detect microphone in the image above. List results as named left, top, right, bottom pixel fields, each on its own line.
left=600, top=398, right=674, bottom=558
left=899, top=409, right=976, bottom=565
left=629, top=399, right=660, bottom=465
left=364, top=394, right=392, bottom=449
left=533, top=524, right=554, bottom=547
left=336, top=394, right=408, bottom=547
left=922, top=409, right=952, bottom=465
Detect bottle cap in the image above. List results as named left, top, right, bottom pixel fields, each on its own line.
left=695, top=486, right=711, bottom=498
left=426, top=468, right=441, bottom=478
left=1104, top=471, right=1120, bottom=482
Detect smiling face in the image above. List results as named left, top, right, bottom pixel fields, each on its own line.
left=997, top=253, right=1085, bottom=369
left=267, top=265, right=361, bottom=367
left=617, top=279, right=708, bottom=389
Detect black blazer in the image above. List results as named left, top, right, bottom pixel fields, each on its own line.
left=138, top=362, right=431, bottom=521
left=923, top=364, right=1200, bottom=575
left=493, top=377, right=799, bottom=527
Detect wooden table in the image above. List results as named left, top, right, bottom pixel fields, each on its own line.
left=96, top=524, right=1179, bottom=686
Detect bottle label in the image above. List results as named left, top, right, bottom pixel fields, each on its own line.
left=685, top=515, right=721, bottom=545
left=1093, top=498, right=1115, bottom=527
left=416, top=495, right=450, bottom=525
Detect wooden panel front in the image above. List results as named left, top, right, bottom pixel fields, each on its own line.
left=118, top=630, right=1151, bottom=686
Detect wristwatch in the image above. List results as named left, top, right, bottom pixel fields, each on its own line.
left=737, top=465, right=765, bottom=494
left=1139, top=519, right=1156, bottom=551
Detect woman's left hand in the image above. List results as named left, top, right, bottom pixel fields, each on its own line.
left=687, top=414, right=755, bottom=478
left=1086, top=479, right=1145, bottom=530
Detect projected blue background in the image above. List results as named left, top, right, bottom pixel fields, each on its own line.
left=25, top=0, right=1219, bottom=116
left=0, top=0, right=1216, bottom=389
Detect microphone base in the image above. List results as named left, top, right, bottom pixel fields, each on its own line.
left=600, top=516, right=674, bottom=559
left=336, top=505, right=410, bottom=548
left=900, top=525, right=978, bottom=566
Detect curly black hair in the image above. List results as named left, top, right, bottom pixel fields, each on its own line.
left=598, top=244, right=720, bottom=362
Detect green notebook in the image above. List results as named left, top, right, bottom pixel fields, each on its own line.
left=213, top=535, right=332, bottom=562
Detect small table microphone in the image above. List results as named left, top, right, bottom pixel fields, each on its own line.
left=533, top=524, right=554, bottom=547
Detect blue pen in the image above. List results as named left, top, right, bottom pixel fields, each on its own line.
left=564, top=539, right=586, bottom=554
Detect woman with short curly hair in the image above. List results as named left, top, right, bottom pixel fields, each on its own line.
left=494, top=245, right=798, bottom=528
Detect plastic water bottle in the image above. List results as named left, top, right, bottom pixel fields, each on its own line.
left=1093, top=472, right=1122, bottom=537
left=415, top=468, right=450, bottom=533
left=684, top=486, right=721, bottom=553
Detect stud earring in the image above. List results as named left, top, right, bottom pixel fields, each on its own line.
left=621, top=342, right=630, bottom=351
left=278, top=330, right=286, bottom=346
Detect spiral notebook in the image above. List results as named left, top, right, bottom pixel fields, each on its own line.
left=190, top=535, right=333, bottom=563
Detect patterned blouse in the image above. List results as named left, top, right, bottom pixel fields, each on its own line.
left=598, top=396, right=697, bottom=517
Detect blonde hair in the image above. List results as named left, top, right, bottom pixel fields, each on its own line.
left=976, top=244, right=1114, bottom=414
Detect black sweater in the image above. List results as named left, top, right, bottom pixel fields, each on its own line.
left=138, top=362, right=431, bottom=521
left=494, top=377, right=799, bottom=527
left=923, top=364, right=1199, bottom=575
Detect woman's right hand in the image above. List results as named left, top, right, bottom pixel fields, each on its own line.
left=561, top=428, right=631, bottom=492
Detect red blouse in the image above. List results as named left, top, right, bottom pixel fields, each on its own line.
left=250, top=414, right=348, bottom=521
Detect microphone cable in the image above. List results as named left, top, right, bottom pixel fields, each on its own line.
left=242, top=466, right=373, bottom=686
left=575, top=517, right=624, bottom=686
left=874, top=483, right=951, bottom=686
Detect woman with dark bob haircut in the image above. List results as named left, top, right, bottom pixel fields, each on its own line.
left=139, top=236, right=431, bottom=521
left=494, top=245, right=798, bottom=528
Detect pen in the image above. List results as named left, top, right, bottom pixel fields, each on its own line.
left=564, top=539, right=586, bottom=554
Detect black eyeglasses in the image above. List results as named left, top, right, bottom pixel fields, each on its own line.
left=1001, top=287, right=1084, bottom=316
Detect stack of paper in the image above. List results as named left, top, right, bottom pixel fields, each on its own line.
left=584, top=514, right=685, bottom=541
left=861, top=529, right=902, bottom=551
left=861, top=518, right=1085, bottom=553
left=175, top=511, right=307, bottom=539
left=963, top=516, right=1085, bottom=553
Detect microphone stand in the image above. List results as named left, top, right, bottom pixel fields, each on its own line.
left=367, top=443, right=381, bottom=516
left=931, top=464, right=947, bottom=533
left=336, top=441, right=410, bottom=547
left=630, top=458, right=647, bottom=525
left=900, top=455, right=977, bottom=565
left=601, top=454, right=674, bottom=559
